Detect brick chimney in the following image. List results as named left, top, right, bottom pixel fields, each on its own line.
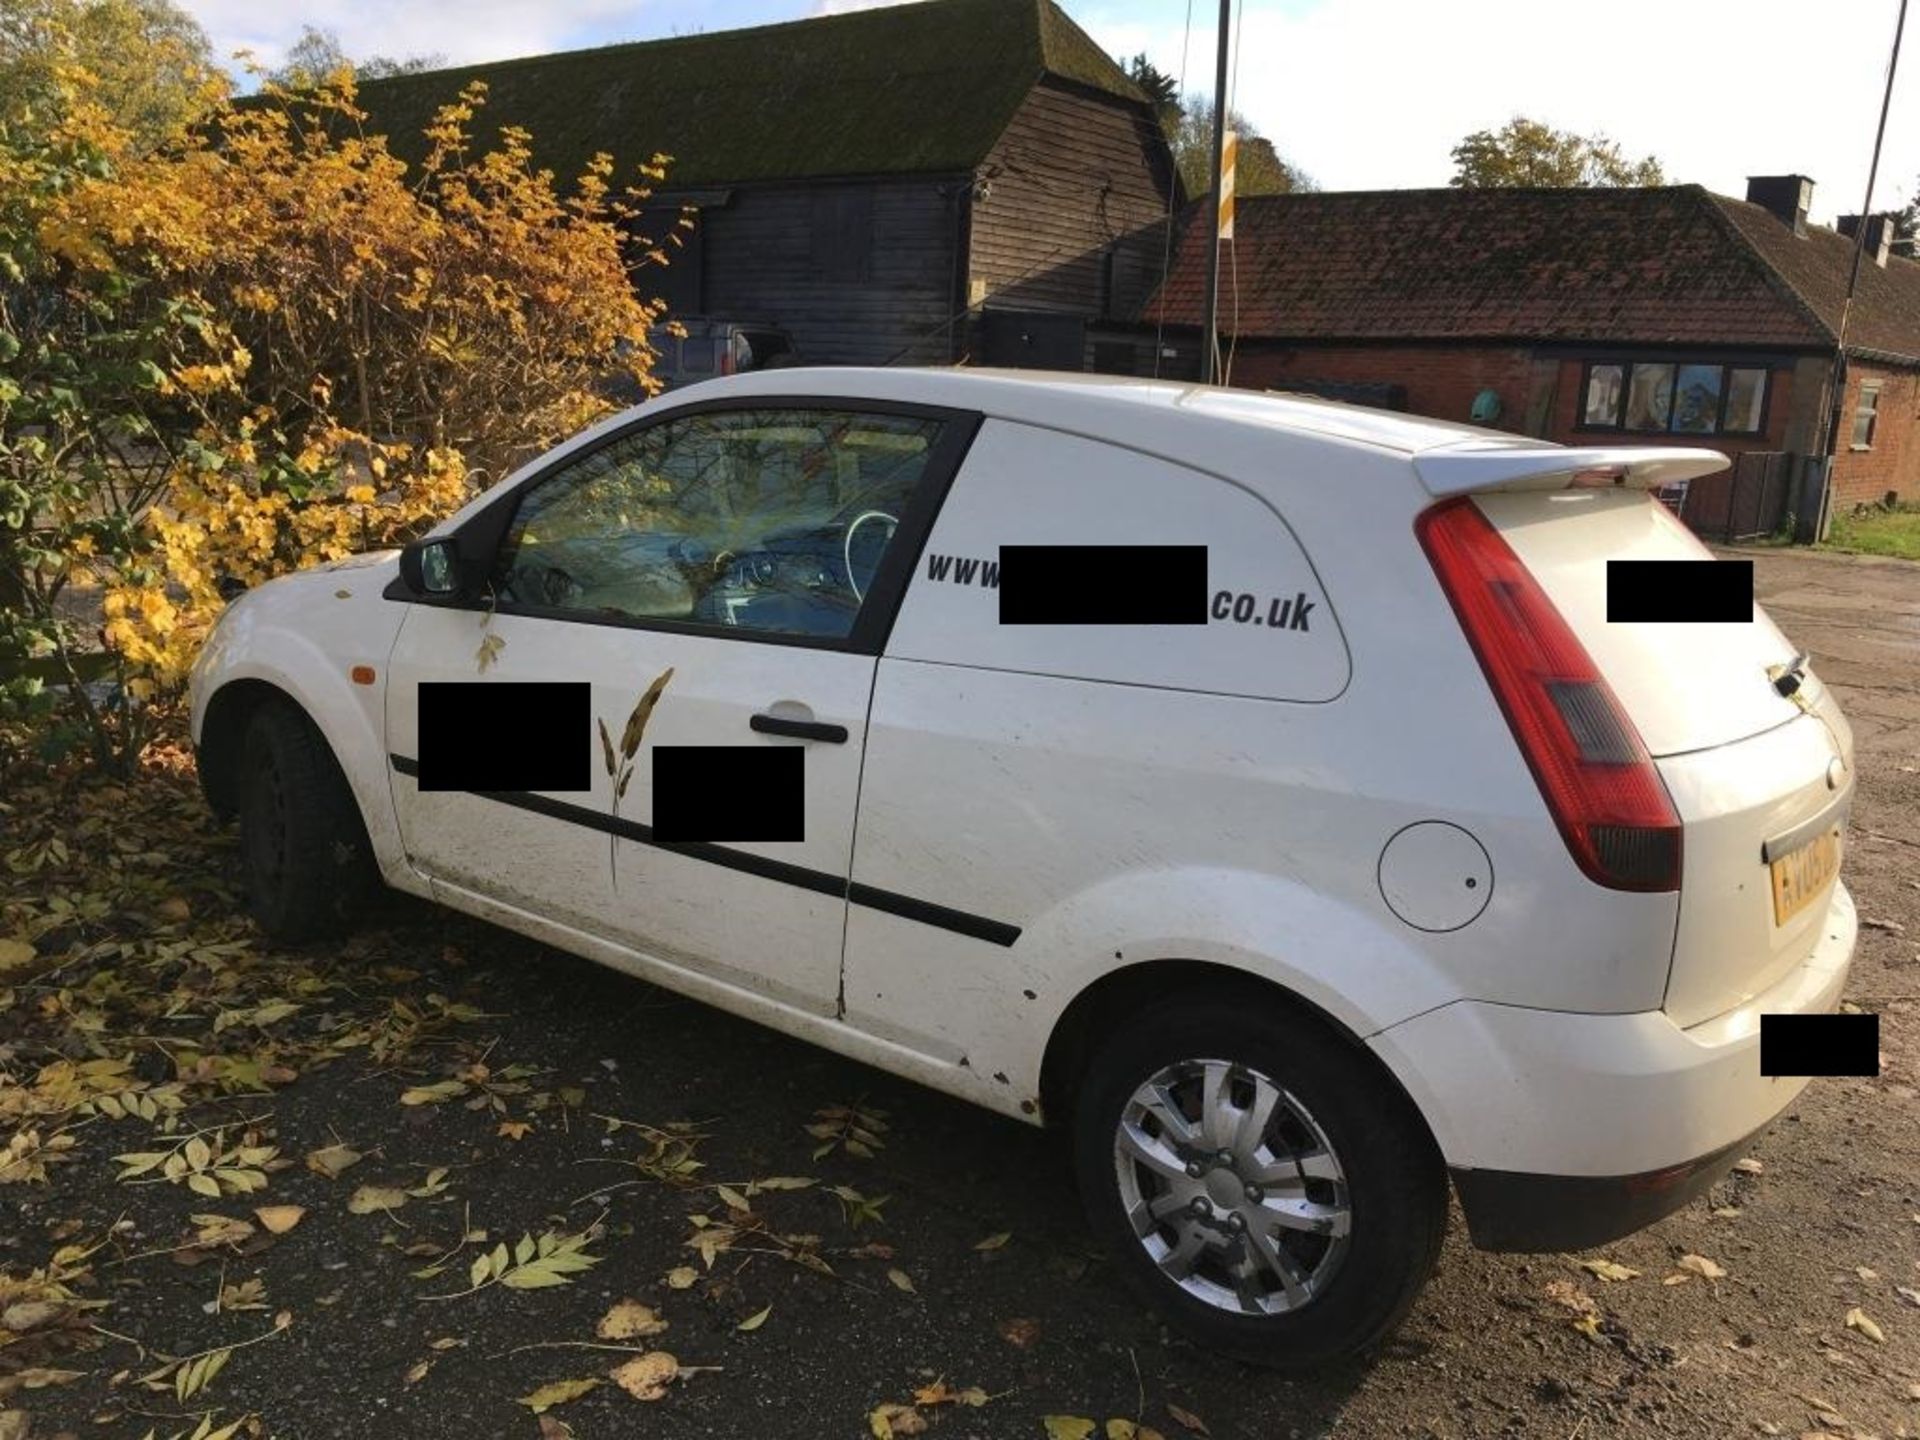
left=1746, top=175, right=1813, bottom=236
left=1838, top=212, right=1898, bottom=266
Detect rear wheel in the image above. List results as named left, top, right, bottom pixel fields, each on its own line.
left=1072, top=993, right=1446, bottom=1368
left=238, top=699, right=378, bottom=941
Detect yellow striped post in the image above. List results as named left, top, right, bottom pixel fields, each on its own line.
left=1218, top=130, right=1238, bottom=241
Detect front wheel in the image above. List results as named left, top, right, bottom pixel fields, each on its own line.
left=238, top=699, right=379, bottom=942
left=1072, top=993, right=1447, bottom=1369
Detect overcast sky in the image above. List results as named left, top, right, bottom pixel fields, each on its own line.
left=180, top=0, right=1919, bottom=222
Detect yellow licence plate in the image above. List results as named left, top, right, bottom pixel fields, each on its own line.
left=1770, top=824, right=1843, bottom=926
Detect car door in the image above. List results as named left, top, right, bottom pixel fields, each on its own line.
left=385, top=399, right=977, bottom=1015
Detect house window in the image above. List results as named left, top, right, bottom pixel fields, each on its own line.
left=1851, top=382, right=1882, bottom=449
left=1581, top=361, right=1770, bottom=436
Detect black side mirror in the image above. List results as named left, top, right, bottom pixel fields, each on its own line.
left=398, top=537, right=467, bottom=599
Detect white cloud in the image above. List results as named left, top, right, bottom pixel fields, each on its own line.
left=1077, top=0, right=1920, bottom=222
left=180, top=0, right=648, bottom=72
left=811, top=0, right=927, bottom=14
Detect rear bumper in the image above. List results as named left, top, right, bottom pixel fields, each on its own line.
left=1370, top=881, right=1855, bottom=1250
left=1448, top=1128, right=1755, bottom=1252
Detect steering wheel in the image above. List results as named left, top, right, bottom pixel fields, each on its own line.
left=843, top=510, right=899, bottom=603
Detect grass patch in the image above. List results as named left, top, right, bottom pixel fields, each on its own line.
left=1822, top=504, right=1920, bottom=560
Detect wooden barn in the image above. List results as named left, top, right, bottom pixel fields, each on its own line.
left=354, top=0, right=1180, bottom=370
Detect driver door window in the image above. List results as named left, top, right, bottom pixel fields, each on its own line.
left=493, top=408, right=945, bottom=641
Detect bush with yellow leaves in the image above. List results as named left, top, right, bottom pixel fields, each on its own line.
left=2, top=51, right=677, bottom=770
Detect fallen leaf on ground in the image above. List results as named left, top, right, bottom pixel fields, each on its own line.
left=871, top=1403, right=928, bottom=1437
left=736, top=1304, right=772, bottom=1332
left=609, top=1351, right=678, bottom=1401
left=1043, top=1419, right=1097, bottom=1440
left=1579, top=1259, right=1639, bottom=1282
left=519, top=1377, right=601, bottom=1413
left=664, top=1266, right=698, bottom=1290
left=0, top=1410, right=27, bottom=1440
left=1107, top=1422, right=1167, bottom=1440
left=1166, top=1404, right=1210, bottom=1435
left=255, top=1205, right=305, bottom=1234
left=1543, top=1279, right=1598, bottom=1316
left=597, top=1300, right=667, bottom=1340
left=497, top=1120, right=531, bottom=1141
left=999, top=1316, right=1041, bottom=1348
left=1677, top=1253, right=1727, bottom=1280
left=974, top=1231, right=1012, bottom=1251
left=404, top=1358, right=432, bottom=1385
left=1733, top=1157, right=1764, bottom=1175
left=346, top=1185, right=408, bottom=1215
left=1895, top=1285, right=1920, bottom=1309
left=538, top=1417, right=575, bottom=1440
left=913, top=1381, right=989, bottom=1408
left=887, top=1268, right=916, bottom=1294
left=306, top=1143, right=361, bottom=1179
left=0, top=939, right=35, bottom=970
left=1845, top=1308, right=1885, bottom=1344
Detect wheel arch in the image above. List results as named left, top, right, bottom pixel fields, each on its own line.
left=1037, top=958, right=1440, bottom=1161
left=192, top=655, right=414, bottom=890
left=197, top=678, right=296, bottom=820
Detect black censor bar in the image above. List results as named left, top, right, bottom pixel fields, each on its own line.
left=418, top=682, right=590, bottom=793
left=1759, top=1012, right=1879, bottom=1077
left=998, top=545, right=1209, bottom=625
left=1606, top=558, right=1753, bottom=623
left=652, top=746, right=805, bottom=842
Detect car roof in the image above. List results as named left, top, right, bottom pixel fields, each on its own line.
left=669, top=366, right=1542, bottom=460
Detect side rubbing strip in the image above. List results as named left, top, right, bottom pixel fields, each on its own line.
left=386, top=755, right=1019, bottom=946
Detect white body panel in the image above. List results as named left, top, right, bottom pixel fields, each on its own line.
left=383, top=601, right=875, bottom=1016
left=187, top=368, right=1858, bottom=1193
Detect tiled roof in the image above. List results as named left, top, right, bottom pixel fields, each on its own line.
left=1141, top=185, right=1920, bottom=363
left=351, top=0, right=1144, bottom=189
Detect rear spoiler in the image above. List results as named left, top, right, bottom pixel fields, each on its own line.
left=1413, top=443, right=1729, bottom=499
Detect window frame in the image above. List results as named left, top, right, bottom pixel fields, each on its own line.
left=1850, top=381, right=1882, bottom=450
left=1576, top=359, right=1772, bottom=438
left=384, top=397, right=984, bottom=657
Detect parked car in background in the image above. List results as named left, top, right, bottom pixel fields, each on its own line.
left=622, top=319, right=797, bottom=399
left=188, top=369, right=1857, bottom=1367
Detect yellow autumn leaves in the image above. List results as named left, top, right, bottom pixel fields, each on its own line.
left=5, top=56, right=674, bottom=737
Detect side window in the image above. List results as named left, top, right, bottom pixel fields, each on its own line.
left=493, top=408, right=947, bottom=640
left=883, top=419, right=1349, bottom=701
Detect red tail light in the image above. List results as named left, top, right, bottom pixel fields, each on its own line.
left=1416, top=497, right=1681, bottom=892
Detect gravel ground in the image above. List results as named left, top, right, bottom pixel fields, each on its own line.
left=3, top=544, right=1917, bottom=1440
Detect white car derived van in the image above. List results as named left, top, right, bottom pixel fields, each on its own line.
left=189, top=369, right=1857, bottom=1366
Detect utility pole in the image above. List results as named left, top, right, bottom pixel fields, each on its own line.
left=1199, top=0, right=1231, bottom=384
left=1814, top=0, right=1907, bottom=540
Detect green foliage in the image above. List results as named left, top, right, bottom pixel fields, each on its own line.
left=1168, top=93, right=1313, bottom=199
left=267, top=24, right=444, bottom=88
left=1450, top=116, right=1666, bottom=189
left=1824, top=502, right=1920, bottom=559
left=0, top=0, right=217, bottom=147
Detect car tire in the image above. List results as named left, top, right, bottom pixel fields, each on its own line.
left=238, top=699, right=378, bottom=942
left=1071, top=992, right=1447, bottom=1369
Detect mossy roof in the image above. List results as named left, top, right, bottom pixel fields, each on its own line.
left=352, top=0, right=1145, bottom=189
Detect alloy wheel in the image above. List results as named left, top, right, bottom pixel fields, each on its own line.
left=1112, top=1057, right=1352, bottom=1316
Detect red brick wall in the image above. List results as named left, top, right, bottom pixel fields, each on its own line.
left=1225, top=343, right=1536, bottom=430
left=1829, top=363, right=1920, bottom=509
left=1227, top=342, right=1919, bottom=508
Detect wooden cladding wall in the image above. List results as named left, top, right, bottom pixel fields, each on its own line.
left=697, top=177, right=965, bottom=366
left=968, top=80, right=1175, bottom=323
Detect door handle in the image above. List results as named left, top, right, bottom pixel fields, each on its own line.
left=750, top=713, right=848, bottom=744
